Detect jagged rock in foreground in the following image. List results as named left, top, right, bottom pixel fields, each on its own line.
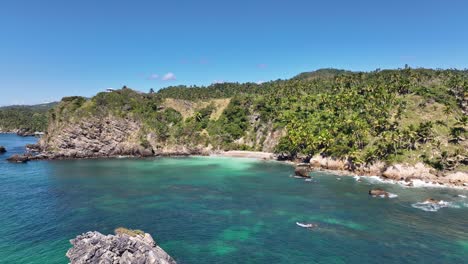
left=67, top=230, right=177, bottom=264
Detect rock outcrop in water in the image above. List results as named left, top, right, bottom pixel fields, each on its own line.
left=16, top=128, right=36, bottom=137
left=0, top=146, right=5, bottom=154
left=66, top=229, right=177, bottom=264
left=294, top=166, right=311, bottom=178
left=369, top=188, right=390, bottom=197
left=424, top=198, right=441, bottom=204
left=6, top=154, right=30, bottom=163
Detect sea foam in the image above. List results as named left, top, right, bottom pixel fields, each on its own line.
left=411, top=200, right=460, bottom=212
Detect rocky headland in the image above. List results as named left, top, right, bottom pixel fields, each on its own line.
left=305, top=155, right=468, bottom=189
left=66, top=228, right=176, bottom=264
left=4, top=74, right=466, bottom=190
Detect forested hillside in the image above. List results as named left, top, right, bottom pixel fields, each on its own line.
left=0, top=102, right=56, bottom=133
left=41, top=68, right=468, bottom=171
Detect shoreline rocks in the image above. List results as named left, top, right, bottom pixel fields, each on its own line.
left=7, top=154, right=30, bottom=163
left=16, top=128, right=36, bottom=137
left=307, top=154, right=468, bottom=189
left=26, top=143, right=41, bottom=153
left=67, top=229, right=177, bottom=264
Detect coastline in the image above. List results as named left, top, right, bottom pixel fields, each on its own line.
left=211, top=151, right=468, bottom=191
left=209, top=150, right=275, bottom=160
left=207, top=151, right=468, bottom=190
left=7, top=145, right=468, bottom=190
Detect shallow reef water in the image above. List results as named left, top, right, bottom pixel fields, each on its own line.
left=0, top=134, right=467, bottom=263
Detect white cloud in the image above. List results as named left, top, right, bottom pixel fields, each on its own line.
left=256, top=80, right=265, bottom=84
left=147, top=73, right=159, bottom=80
left=212, top=80, right=225, bottom=84
left=162, top=72, right=176, bottom=81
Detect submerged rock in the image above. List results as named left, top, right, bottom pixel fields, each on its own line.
left=369, top=188, right=390, bottom=197
left=6, top=154, right=30, bottom=163
left=0, top=146, right=5, bottom=154
left=67, top=229, right=177, bottom=264
left=424, top=198, right=441, bottom=204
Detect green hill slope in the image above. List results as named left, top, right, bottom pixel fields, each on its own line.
left=37, top=68, right=468, bottom=172
left=0, top=102, right=57, bottom=134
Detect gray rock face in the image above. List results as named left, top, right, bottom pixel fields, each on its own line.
left=37, top=115, right=213, bottom=159
left=67, top=231, right=177, bottom=264
left=39, top=117, right=154, bottom=159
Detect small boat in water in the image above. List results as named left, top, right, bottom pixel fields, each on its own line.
left=296, top=222, right=318, bottom=229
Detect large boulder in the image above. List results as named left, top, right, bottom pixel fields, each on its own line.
left=309, top=155, right=347, bottom=170
left=295, top=166, right=311, bottom=178
left=444, top=171, right=468, bottom=186
left=0, top=146, right=6, bottom=154
left=7, top=154, right=30, bottom=163
left=424, top=198, right=441, bottom=204
left=382, top=163, right=436, bottom=181
left=356, top=161, right=386, bottom=176
left=67, top=229, right=177, bottom=264
left=309, top=155, right=328, bottom=168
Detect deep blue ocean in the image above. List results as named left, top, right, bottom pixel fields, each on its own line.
left=0, top=134, right=467, bottom=263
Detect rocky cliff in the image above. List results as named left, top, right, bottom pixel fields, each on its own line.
left=67, top=230, right=177, bottom=264
left=36, top=90, right=283, bottom=159
left=38, top=116, right=156, bottom=158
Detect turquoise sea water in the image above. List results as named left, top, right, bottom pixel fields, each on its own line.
left=0, top=134, right=467, bottom=263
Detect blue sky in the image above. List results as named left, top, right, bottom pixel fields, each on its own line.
left=0, top=0, right=467, bottom=105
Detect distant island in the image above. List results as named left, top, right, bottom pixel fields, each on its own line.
left=2, top=68, right=467, bottom=187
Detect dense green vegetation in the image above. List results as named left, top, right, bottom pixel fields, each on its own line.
left=24, top=68, right=468, bottom=171
left=0, top=103, right=56, bottom=133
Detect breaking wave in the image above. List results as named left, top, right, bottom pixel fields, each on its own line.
left=411, top=200, right=460, bottom=212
